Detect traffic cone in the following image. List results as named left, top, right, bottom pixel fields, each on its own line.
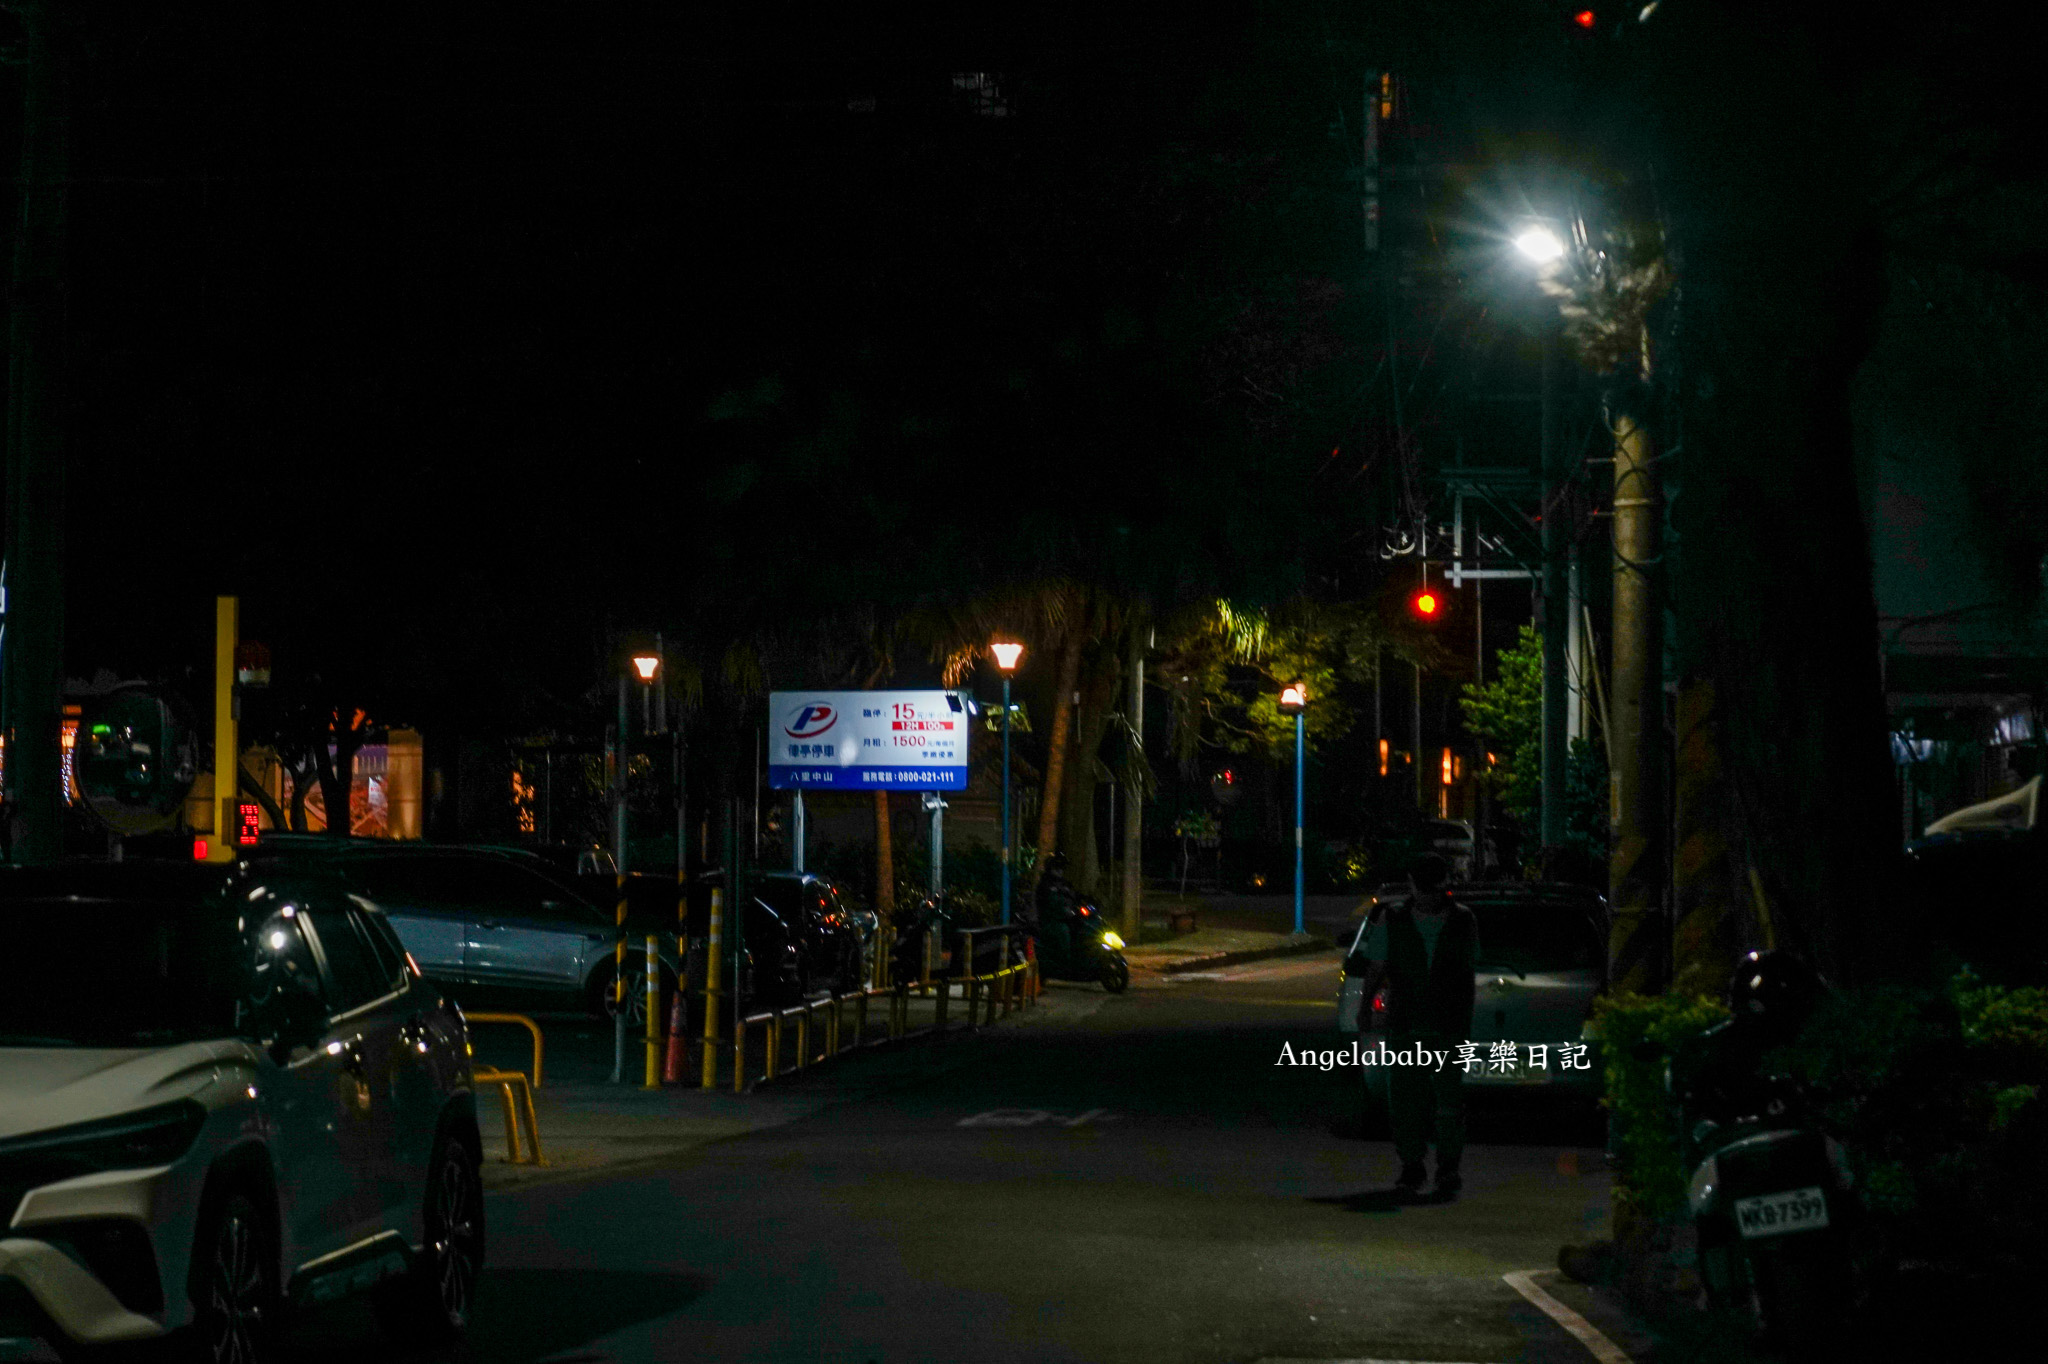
left=661, top=983, right=690, bottom=1085
left=1025, top=936, right=1040, bottom=998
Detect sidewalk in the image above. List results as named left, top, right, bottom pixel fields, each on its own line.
left=477, top=984, right=1075, bottom=1189
left=1124, top=924, right=1338, bottom=975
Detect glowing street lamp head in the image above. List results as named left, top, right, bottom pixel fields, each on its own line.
left=990, top=641, right=1024, bottom=673
left=1278, top=682, right=1309, bottom=715
left=1513, top=224, right=1566, bottom=266
left=630, top=654, right=661, bottom=682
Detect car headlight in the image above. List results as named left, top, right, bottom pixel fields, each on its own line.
left=1102, top=931, right=1126, bottom=950
left=0, top=1100, right=207, bottom=1183
left=1687, top=1154, right=1719, bottom=1215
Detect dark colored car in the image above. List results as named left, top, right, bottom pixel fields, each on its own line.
left=748, top=872, right=872, bottom=1000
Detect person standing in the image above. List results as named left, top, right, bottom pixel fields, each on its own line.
left=1033, top=852, right=1079, bottom=973
left=1352, top=852, right=1479, bottom=1199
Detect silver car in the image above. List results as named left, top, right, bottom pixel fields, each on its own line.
left=250, top=843, right=678, bottom=1023
left=1339, top=882, right=1607, bottom=1098
left=1, top=862, right=480, bottom=1362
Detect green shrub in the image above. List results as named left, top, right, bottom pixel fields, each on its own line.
left=1780, top=969, right=2048, bottom=1270
left=1590, top=990, right=1730, bottom=1221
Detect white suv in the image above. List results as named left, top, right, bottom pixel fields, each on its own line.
left=0, top=863, right=482, bottom=1361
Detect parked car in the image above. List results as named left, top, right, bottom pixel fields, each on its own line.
left=1339, top=881, right=1608, bottom=1103
left=247, top=838, right=680, bottom=1025
left=746, top=871, right=871, bottom=1002
left=0, top=861, right=482, bottom=1363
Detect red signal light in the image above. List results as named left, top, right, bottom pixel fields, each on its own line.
left=192, top=837, right=209, bottom=861
left=1411, top=589, right=1440, bottom=618
left=1573, top=9, right=1597, bottom=27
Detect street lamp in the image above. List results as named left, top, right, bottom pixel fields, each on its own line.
left=1278, top=681, right=1309, bottom=938
left=991, top=640, right=1024, bottom=924
left=1513, top=223, right=1567, bottom=266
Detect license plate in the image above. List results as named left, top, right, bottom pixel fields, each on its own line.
left=1733, top=1186, right=1830, bottom=1239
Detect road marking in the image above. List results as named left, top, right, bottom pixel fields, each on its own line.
left=956, top=1108, right=1119, bottom=1129
left=1502, top=1269, right=1635, bottom=1364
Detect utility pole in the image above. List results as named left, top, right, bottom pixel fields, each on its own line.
left=1540, top=333, right=1569, bottom=850
left=2, top=0, right=71, bottom=865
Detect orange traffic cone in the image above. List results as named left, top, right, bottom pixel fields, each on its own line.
left=661, top=984, right=690, bottom=1085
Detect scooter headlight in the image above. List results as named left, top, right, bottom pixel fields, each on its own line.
left=1687, top=1154, right=1720, bottom=1215
left=1101, top=931, right=1126, bottom=950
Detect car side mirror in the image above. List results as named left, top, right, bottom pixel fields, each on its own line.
left=251, top=978, right=327, bottom=1063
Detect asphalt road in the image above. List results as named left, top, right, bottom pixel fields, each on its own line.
left=286, top=952, right=1628, bottom=1364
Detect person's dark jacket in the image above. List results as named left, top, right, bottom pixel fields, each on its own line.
left=1382, top=897, right=1478, bottom=1039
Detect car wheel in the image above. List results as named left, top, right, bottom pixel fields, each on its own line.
left=179, top=1189, right=278, bottom=1364
left=375, top=1133, right=485, bottom=1346
left=590, top=958, right=677, bottom=1027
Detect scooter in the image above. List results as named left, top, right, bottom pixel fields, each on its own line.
left=889, top=895, right=952, bottom=988
left=1667, top=952, right=1858, bottom=1355
left=1030, top=899, right=1130, bottom=993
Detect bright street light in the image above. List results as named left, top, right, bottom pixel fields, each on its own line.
left=1513, top=224, right=1566, bottom=266
left=990, top=641, right=1024, bottom=672
left=630, top=654, right=660, bottom=682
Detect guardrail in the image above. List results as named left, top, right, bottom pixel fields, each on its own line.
left=466, top=1011, right=548, bottom=1165
left=711, top=925, right=1037, bottom=1093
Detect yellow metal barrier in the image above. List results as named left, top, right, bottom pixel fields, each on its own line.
left=466, top=1012, right=547, bottom=1166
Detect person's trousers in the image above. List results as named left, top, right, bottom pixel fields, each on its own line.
left=1388, top=1033, right=1466, bottom=1171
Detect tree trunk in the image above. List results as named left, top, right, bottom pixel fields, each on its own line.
left=1029, top=631, right=1085, bottom=888
left=1058, top=645, right=1120, bottom=897
left=1120, top=624, right=1147, bottom=941
left=1644, top=12, right=1902, bottom=984
left=873, top=791, right=896, bottom=920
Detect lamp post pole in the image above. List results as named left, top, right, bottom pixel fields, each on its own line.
left=1000, top=674, right=1013, bottom=926
left=1279, top=683, right=1309, bottom=938
left=1292, top=707, right=1306, bottom=937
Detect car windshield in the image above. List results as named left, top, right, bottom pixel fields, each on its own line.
left=1467, top=901, right=1601, bottom=975
left=0, top=899, right=249, bottom=1047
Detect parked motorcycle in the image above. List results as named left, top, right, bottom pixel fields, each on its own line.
left=1668, top=951, right=1857, bottom=1354
left=890, top=895, right=953, bottom=988
left=1030, top=898, right=1130, bottom=993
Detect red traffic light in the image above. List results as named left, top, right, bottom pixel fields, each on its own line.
left=1573, top=9, right=1597, bottom=27
left=1411, top=589, right=1440, bottom=618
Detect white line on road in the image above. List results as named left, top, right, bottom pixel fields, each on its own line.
left=1502, top=1269, right=1635, bottom=1364
left=1250, top=1358, right=1500, bottom=1363
left=955, top=1108, right=1119, bottom=1129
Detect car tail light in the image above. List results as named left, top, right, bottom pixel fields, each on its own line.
left=1371, top=989, right=1388, bottom=1013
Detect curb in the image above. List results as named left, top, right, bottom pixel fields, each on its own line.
left=1138, top=939, right=1336, bottom=975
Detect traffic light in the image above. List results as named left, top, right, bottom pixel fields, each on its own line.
left=1409, top=586, right=1442, bottom=621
